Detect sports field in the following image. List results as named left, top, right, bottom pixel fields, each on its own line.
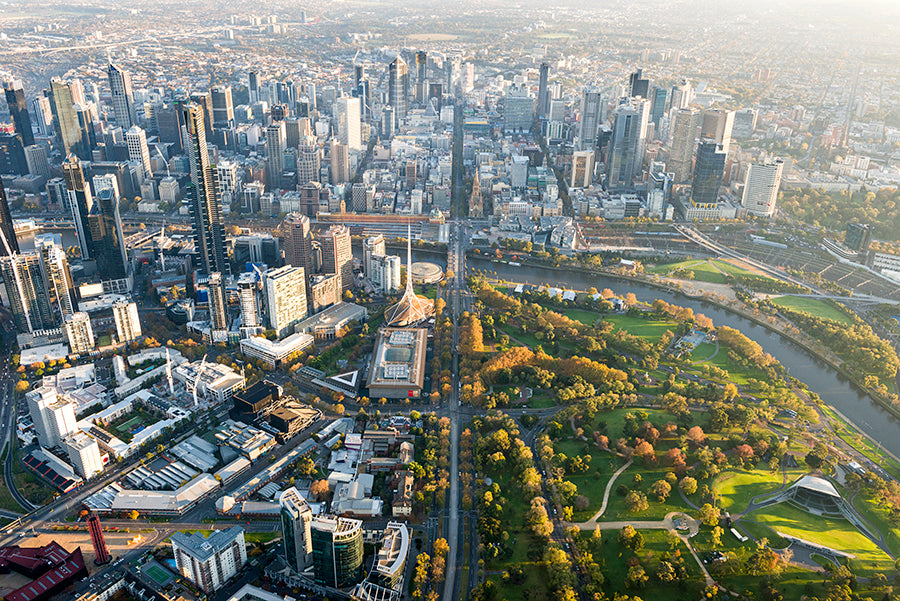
left=769, top=296, right=854, bottom=325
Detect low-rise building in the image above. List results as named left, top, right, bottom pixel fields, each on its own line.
left=293, top=302, right=367, bottom=341
left=240, top=332, right=314, bottom=368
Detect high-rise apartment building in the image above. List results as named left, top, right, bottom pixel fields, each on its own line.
left=363, top=235, right=386, bottom=278
left=741, top=159, right=784, bottom=217
left=4, top=81, right=34, bottom=147
left=370, top=254, right=401, bottom=294
left=26, top=386, right=77, bottom=448
left=208, top=271, right=228, bottom=333
left=1, top=253, right=54, bottom=333
left=36, top=237, right=75, bottom=319
left=280, top=487, right=314, bottom=573
left=237, top=273, right=261, bottom=331
left=321, top=225, right=352, bottom=291
left=172, top=527, right=247, bottom=594
left=112, top=300, right=142, bottom=343
left=107, top=63, right=136, bottom=130
left=64, top=312, right=95, bottom=354
left=266, top=120, right=286, bottom=191
left=311, top=516, right=364, bottom=588
left=63, top=431, right=103, bottom=479
left=264, top=265, right=308, bottom=338
left=605, top=100, right=650, bottom=191
left=282, top=212, right=313, bottom=277
left=690, top=140, right=727, bottom=205
left=183, top=103, right=227, bottom=275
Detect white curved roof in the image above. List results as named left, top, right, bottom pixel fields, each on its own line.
left=791, top=475, right=841, bottom=498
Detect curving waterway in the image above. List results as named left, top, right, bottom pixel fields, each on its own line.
left=470, top=257, right=900, bottom=458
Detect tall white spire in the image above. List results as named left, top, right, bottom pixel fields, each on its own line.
left=406, top=224, right=413, bottom=293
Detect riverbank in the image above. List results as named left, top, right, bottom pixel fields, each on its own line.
left=470, top=254, right=900, bottom=464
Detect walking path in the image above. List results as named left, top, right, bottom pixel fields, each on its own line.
left=580, top=458, right=632, bottom=523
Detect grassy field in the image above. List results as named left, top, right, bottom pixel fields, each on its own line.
left=713, top=470, right=784, bottom=511
left=563, top=308, right=602, bottom=326
left=769, top=296, right=855, bottom=326
left=553, top=438, right=626, bottom=521
left=746, top=503, right=894, bottom=576
left=690, top=342, right=718, bottom=362
left=602, top=315, right=678, bottom=342
left=852, top=493, right=900, bottom=558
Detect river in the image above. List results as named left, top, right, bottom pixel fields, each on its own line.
left=470, top=257, right=900, bottom=458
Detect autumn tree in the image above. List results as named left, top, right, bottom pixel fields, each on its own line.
left=679, top=476, right=698, bottom=496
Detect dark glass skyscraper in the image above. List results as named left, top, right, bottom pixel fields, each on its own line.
left=89, top=188, right=128, bottom=280
left=605, top=100, right=650, bottom=191
left=537, top=62, right=550, bottom=119
left=183, top=103, right=227, bottom=275
left=690, top=139, right=727, bottom=205
left=628, top=68, right=650, bottom=98
left=4, top=81, right=35, bottom=147
left=0, top=176, right=19, bottom=256
left=311, top=516, right=364, bottom=588
left=414, top=51, right=427, bottom=103
left=62, top=155, right=94, bottom=259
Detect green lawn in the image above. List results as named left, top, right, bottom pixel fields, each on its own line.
left=245, top=532, right=282, bottom=544
left=769, top=296, right=855, bottom=326
left=602, top=315, right=678, bottom=343
left=745, top=502, right=894, bottom=576
left=563, top=308, right=602, bottom=326
left=601, top=459, right=692, bottom=520
left=488, top=562, right=549, bottom=601
left=497, top=323, right=542, bottom=349
left=736, top=520, right=789, bottom=548
left=713, top=469, right=784, bottom=511
left=553, top=438, right=626, bottom=521
left=690, top=342, right=718, bottom=362
left=852, top=493, right=900, bottom=558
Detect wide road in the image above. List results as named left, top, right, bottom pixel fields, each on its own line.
left=0, top=362, right=32, bottom=513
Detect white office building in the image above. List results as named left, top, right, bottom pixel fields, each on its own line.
left=172, top=527, right=247, bottom=593
left=125, top=125, right=153, bottom=181
left=280, top=486, right=314, bottom=572
left=336, top=96, right=362, bottom=152
left=741, top=159, right=784, bottom=217
left=264, top=266, right=308, bottom=338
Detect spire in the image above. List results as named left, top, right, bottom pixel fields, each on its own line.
left=406, top=223, right=413, bottom=294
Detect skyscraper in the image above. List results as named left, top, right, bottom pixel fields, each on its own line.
left=24, top=145, right=50, bottom=180
left=741, top=159, right=784, bottom=217
left=628, top=68, right=650, bottom=98
left=280, top=487, right=314, bottom=573
left=1, top=253, right=54, bottom=333
left=208, top=271, right=228, bottom=333
left=297, top=136, right=320, bottom=186
left=650, top=86, right=668, bottom=128
left=363, top=235, right=386, bottom=278
left=49, top=79, right=86, bottom=159
left=63, top=155, right=94, bottom=259
left=388, top=56, right=409, bottom=127
left=172, top=528, right=247, bottom=594
left=311, top=516, right=364, bottom=588
left=578, top=87, right=604, bottom=150
left=125, top=126, right=153, bottom=181
left=414, top=51, right=427, bottom=103
left=183, top=103, right=227, bottom=275
left=670, top=79, right=693, bottom=110
left=266, top=120, right=286, bottom=191
left=537, top=62, right=550, bottom=119
left=700, top=109, right=735, bottom=154
left=263, top=265, right=308, bottom=338
left=0, top=176, right=19, bottom=256
left=282, top=212, right=313, bottom=275
left=237, top=273, right=261, bottom=330
left=321, top=224, right=352, bottom=291
left=4, top=81, right=34, bottom=147
left=88, top=188, right=128, bottom=281
left=668, top=108, right=699, bottom=183
left=329, top=139, right=350, bottom=184
left=335, top=97, right=362, bottom=152
left=112, top=300, right=142, bottom=343
left=107, top=63, right=136, bottom=130
left=690, top=140, right=727, bottom=205
left=35, top=237, right=75, bottom=319
left=210, top=86, right=234, bottom=129
left=248, top=71, right=259, bottom=104
left=605, top=99, right=650, bottom=191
